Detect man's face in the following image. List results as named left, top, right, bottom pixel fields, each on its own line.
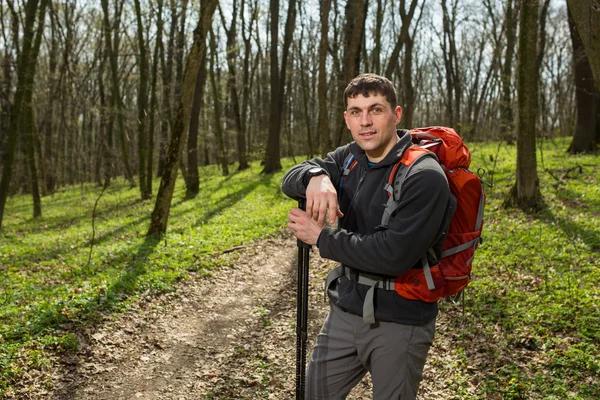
left=344, top=93, right=402, bottom=163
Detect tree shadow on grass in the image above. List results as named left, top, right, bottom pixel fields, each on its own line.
left=4, top=236, right=163, bottom=394
left=170, top=172, right=280, bottom=231
left=553, top=185, right=600, bottom=211
left=170, top=169, right=242, bottom=207
left=2, top=212, right=152, bottom=272
left=6, top=235, right=162, bottom=344
left=536, top=208, right=600, bottom=252
left=12, top=196, right=145, bottom=234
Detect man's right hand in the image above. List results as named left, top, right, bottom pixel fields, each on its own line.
left=306, top=175, right=344, bottom=227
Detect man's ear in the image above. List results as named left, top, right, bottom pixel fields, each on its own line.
left=343, top=111, right=350, bottom=129
left=395, top=106, right=403, bottom=125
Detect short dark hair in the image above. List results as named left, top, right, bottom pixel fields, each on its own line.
left=344, top=73, right=397, bottom=109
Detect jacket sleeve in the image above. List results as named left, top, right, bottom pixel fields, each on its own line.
left=281, top=145, right=349, bottom=200
left=317, top=157, right=452, bottom=277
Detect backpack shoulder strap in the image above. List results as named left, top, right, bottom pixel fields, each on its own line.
left=339, top=153, right=357, bottom=193
left=380, top=146, right=437, bottom=228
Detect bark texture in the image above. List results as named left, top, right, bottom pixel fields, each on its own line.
left=505, top=0, right=542, bottom=211
left=567, top=0, right=600, bottom=88
left=567, top=2, right=598, bottom=153
left=148, top=0, right=218, bottom=236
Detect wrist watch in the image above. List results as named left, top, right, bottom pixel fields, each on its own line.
left=306, top=167, right=327, bottom=181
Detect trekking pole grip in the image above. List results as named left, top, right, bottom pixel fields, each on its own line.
left=297, top=199, right=311, bottom=249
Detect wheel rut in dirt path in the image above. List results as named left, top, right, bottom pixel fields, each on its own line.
left=45, top=231, right=464, bottom=399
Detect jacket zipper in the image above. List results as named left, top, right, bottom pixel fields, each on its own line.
left=341, top=166, right=369, bottom=227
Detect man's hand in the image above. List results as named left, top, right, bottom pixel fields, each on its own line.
left=287, top=207, right=323, bottom=246
left=306, top=175, right=344, bottom=227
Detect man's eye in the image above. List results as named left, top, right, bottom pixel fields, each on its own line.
left=350, top=110, right=360, bottom=116
left=372, top=108, right=383, bottom=114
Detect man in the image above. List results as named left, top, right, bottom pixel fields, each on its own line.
left=282, top=73, right=454, bottom=399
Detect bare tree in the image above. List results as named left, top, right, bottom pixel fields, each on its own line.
left=157, top=0, right=178, bottom=177
left=101, top=0, right=135, bottom=187
left=317, top=0, right=331, bottom=157
left=219, top=1, right=249, bottom=171
left=0, top=0, right=47, bottom=230
left=567, top=4, right=598, bottom=153
left=209, top=28, right=229, bottom=177
left=500, top=0, right=519, bottom=142
left=263, top=0, right=297, bottom=173
left=440, top=0, right=462, bottom=128
left=504, top=0, right=542, bottom=210
left=184, top=40, right=208, bottom=196
left=334, top=0, right=368, bottom=147
left=567, top=0, right=600, bottom=88
left=148, top=0, right=218, bottom=236
left=399, top=0, right=424, bottom=129
left=240, top=0, right=259, bottom=161
left=134, top=0, right=150, bottom=199
left=22, top=0, right=47, bottom=218
left=147, top=0, right=165, bottom=195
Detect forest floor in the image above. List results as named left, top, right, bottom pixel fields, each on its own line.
left=26, top=232, right=463, bottom=399
left=4, top=142, right=599, bottom=399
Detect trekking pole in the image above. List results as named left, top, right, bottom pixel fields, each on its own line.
left=296, top=199, right=311, bottom=400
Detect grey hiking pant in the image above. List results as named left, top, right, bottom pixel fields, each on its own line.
left=305, top=304, right=435, bottom=400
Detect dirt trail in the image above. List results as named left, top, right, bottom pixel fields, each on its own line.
left=43, top=232, right=460, bottom=399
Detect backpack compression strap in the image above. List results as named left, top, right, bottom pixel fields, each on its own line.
left=380, top=146, right=438, bottom=228
left=439, top=177, right=486, bottom=267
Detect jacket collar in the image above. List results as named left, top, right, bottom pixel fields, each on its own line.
left=349, top=129, right=413, bottom=168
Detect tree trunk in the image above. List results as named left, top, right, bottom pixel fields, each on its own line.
left=209, top=28, right=229, bottom=176
left=399, top=0, right=423, bottom=129
left=219, top=1, right=249, bottom=171
left=335, top=0, right=368, bottom=147
left=296, top=28, right=313, bottom=158
left=0, top=0, right=46, bottom=230
left=23, top=0, right=46, bottom=218
left=263, top=0, right=297, bottom=173
left=317, top=0, right=331, bottom=157
left=504, top=0, right=542, bottom=211
left=501, top=0, right=518, bottom=142
left=186, top=49, right=208, bottom=195
left=147, top=0, right=164, bottom=195
left=102, top=36, right=115, bottom=187
left=240, top=0, right=258, bottom=160
left=174, top=0, right=188, bottom=106
left=441, top=0, right=461, bottom=129
left=41, top=7, right=58, bottom=194
left=384, top=0, right=419, bottom=79
left=134, top=0, right=150, bottom=199
left=372, top=0, right=383, bottom=75
left=158, top=0, right=178, bottom=177
left=263, top=0, right=282, bottom=173
left=101, top=0, right=135, bottom=187
left=567, top=5, right=598, bottom=154
left=402, top=35, right=415, bottom=128
left=148, top=0, right=218, bottom=236
left=567, top=0, right=600, bottom=89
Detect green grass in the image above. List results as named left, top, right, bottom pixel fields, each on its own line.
left=1, top=137, right=599, bottom=398
left=445, top=137, right=600, bottom=398
left=0, top=160, right=296, bottom=395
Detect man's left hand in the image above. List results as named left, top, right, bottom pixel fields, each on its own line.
left=287, top=207, right=323, bottom=246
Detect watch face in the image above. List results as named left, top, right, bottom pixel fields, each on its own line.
left=309, top=167, right=324, bottom=174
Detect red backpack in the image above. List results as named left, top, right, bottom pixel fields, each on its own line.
left=341, top=127, right=486, bottom=302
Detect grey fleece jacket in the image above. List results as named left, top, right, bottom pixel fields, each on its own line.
left=281, top=130, right=453, bottom=325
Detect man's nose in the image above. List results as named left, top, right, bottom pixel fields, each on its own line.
left=360, top=112, right=372, bottom=126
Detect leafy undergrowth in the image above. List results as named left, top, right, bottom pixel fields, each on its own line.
left=446, top=137, right=600, bottom=399
left=1, top=137, right=599, bottom=398
left=0, top=161, right=295, bottom=396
